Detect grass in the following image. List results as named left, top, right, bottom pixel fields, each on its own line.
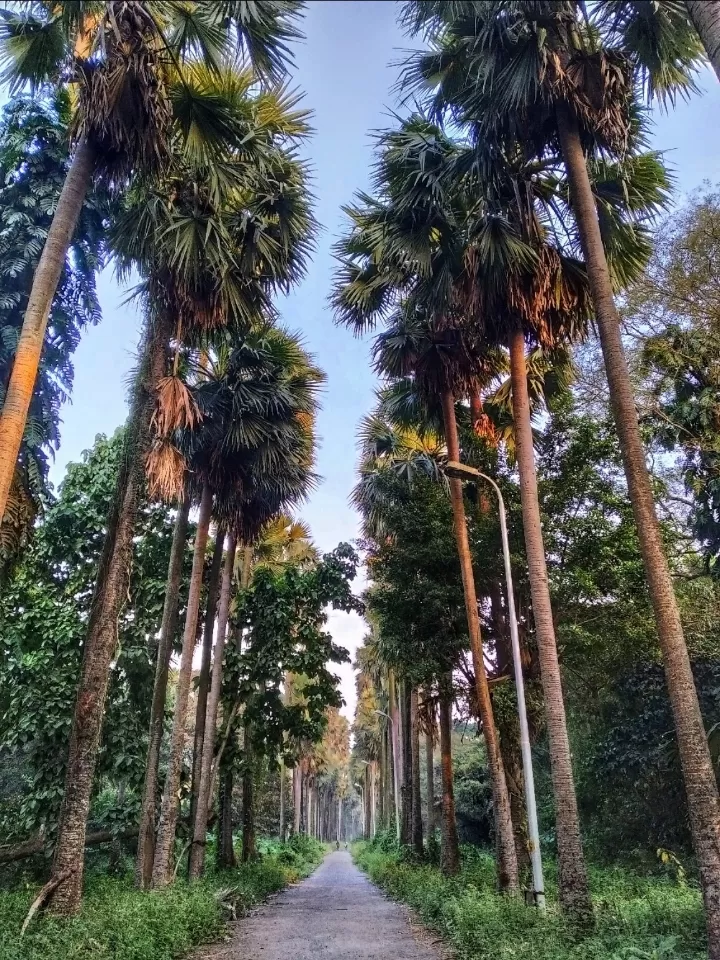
left=354, top=839, right=707, bottom=960
left=0, top=835, right=324, bottom=960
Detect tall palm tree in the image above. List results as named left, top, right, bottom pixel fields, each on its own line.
left=335, top=159, right=520, bottom=890
left=152, top=327, right=323, bottom=885
left=0, top=1, right=304, bottom=525
left=48, top=69, right=313, bottom=912
left=402, top=1, right=720, bottom=941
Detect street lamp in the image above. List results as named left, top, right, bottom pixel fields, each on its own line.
left=374, top=709, right=401, bottom=842
left=444, top=460, right=546, bottom=909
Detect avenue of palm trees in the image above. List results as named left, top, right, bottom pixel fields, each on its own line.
left=2, top=2, right=720, bottom=960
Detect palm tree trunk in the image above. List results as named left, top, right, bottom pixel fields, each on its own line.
left=425, top=699, right=436, bottom=844
left=279, top=758, right=285, bottom=841
left=400, top=682, right=412, bottom=845
left=242, top=719, right=257, bottom=862
left=218, top=768, right=236, bottom=869
left=188, top=533, right=237, bottom=880
left=557, top=104, right=720, bottom=938
left=151, top=483, right=213, bottom=888
left=189, top=528, right=226, bottom=841
left=389, top=671, right=401, bottom=837
left=687, top=1, right=720, bottom=82
left=508, top=328, right=590, bottom=916
left=411, top=687, right=424, bottom=856
left=0, top=139, right=96, bottom=523
left=438, top=673, right=460, bottom=876
left=293, top=766, right=302, bottom=835
left=136, top=487, right=191, bottom=889
left=440, top=388, right=519, bottom=894
left=47, top=309, right=171, bottom=915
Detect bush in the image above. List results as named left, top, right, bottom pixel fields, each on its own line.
left=0, top=837, right=324, bottom=960
left=354, top=842, right=707, bottom=960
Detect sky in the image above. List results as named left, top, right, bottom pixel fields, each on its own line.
left=44, top=2, right=720, bottom=723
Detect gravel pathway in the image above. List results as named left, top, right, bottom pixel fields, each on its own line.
left=199, top=850, right=443, bottom=960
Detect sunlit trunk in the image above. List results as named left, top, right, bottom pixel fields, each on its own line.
left=557, top=102, right=720, bottom=933
left=0, top=139, right=96, bottom=524
left=151, top=484, right=213, bottom=887
left=440, top=388, right=518, bottom=893
left=136, top=487, right=191, bottom=889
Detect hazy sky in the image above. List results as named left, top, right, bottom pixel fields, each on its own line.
left=44, top=2, right=720, bottom=721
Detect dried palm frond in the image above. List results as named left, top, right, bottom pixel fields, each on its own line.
left=146, top=438, right=187, bottom=502
left=151, top=375, right=202, bottom=436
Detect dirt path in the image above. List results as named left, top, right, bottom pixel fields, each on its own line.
left=200, top=850, right=443, bottom=960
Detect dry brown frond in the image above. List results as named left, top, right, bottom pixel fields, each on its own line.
left=146, top=438, right=187, bottom=502
left=151, top=375, right=202, bottom=436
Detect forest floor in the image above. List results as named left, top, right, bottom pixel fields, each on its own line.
left=197, top=850, right=443, bottom=960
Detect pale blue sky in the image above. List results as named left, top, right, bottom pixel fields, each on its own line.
left=43, top=2, right=720, bottom=717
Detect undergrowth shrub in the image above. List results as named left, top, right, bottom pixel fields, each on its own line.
left=0, top=836, right=324, bottom=960
left=354, top=841, right=706, bottom=960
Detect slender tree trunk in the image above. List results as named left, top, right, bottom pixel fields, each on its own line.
left=440, top=388, right=519, bottom=894
left=410, top=687, right=424, bottom=855
left=293, top=766, right=302, bottom=835
left=389, top=670, right=402, bottom=836
left=136, top=488, right=191, bottom=889
left=438, top=673, right=460, bottom=876
left=189, top=528, right=225, bottom=844
left=279, top=759, right=285, bottom=841
left=558, top=104, right=720, bottom=934
left=687, top=1, right=720, bottom=82
left=188, top=533, right=237, bottom=880
left=47, top=309, right=171, bottom=915
left=508, top=328, right=590, bottom=915
left=151, top=484, right=213, bottom=888
left=400, top=682, right=413, bottom=845
left=425, top=699, right=436, bottom=844
left=378, top=725, right=387, bottom=831
left=0, top=139, right=96, bottom=523
left=218, top=768, right=236, bottom=869
left=242, top=720, right=257, bottom=862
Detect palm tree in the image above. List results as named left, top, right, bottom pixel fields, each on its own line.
left=335, top=159, right=520, bottom=889
left=402, top=1, right=720, bottom=940
left=151, top=327, right=323, bottom=885
left=686, top=1, right=720, bottom=79
left=48, top=69, right=313, bottom=912
left=0, top=1, right=305, bottom=524
left=135, top=483, right=192, bottom=889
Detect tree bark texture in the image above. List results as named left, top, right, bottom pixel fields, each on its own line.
left=687, top=1, right=720, bottom=83
left=410, top=687, right=424, bottom=855
left=135, top=489, right=191, bottom=888
left=218, top=768, right=236, bottom=869
left=189, top=528, right=226, bottom=838
left=242, top=720, right=257, bottom=862
left=440, top=388, right=519, bottom=893
left=400, top=682, right=413, bottom=846
left=47, top=308, right=172, bottom=914
left=508, top=328, right=590, bottom=915
left=557, top=103, right=720, bottom=936
left=0, top=139, right=97, bottom=523
left=189, top=533, right=237, bottom=879
left=151, top=484, right=213, bottom=887
left=439, top=674, right=460, bottom=876
left=425, top=700, right=436, bottom=842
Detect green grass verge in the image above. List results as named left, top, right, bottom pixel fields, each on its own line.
left=354, top=840, right=707, bottom=959
left=0, top=835, right=324, bottom=960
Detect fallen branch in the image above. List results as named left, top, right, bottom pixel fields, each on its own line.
left=0, top=828, right=139, bottom=865
left=21, top=868, right=74, bottom=935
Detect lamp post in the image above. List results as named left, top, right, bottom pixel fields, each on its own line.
left=444, top=460, right=545, bottom=909
left=374, top=709, right=401, bottom=841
